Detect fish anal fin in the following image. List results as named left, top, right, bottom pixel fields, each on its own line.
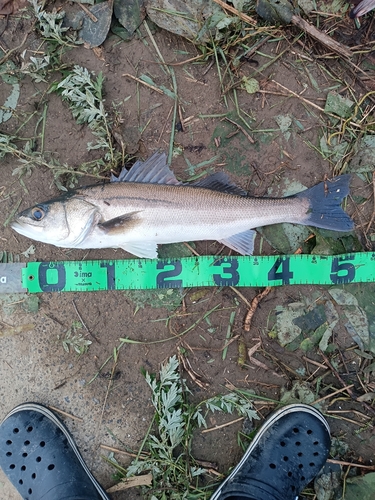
left=111, top=152, right=181, bottom=185
left=120, top=241, right=158, bottom=259
left=193, top=172, right=247, bottom=196
left=98, top=211, right=141, bottom=235
left=219, top=229, right=256, bottom=255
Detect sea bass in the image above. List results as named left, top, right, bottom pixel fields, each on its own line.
left=11, top=152, right=354, bottom=259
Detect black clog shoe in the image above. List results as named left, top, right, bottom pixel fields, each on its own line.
left=0, top=403, right=110, bottom=500
left=211, top=403, right=331, bottom=500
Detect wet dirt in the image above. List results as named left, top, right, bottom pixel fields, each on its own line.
left=0, top=5, right=374, bottom=500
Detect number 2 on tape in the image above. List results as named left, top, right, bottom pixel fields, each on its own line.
left=156, top=260, right=183, bottom=288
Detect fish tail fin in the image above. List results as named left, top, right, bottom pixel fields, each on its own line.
left=295, top=175, right=354, bottom=232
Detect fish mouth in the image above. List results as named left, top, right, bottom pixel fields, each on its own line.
left=10, top=220, right=44, bottom=237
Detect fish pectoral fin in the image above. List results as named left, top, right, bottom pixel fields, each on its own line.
left=111, top=152, right=181, bottom=185
left=97, top=211, right=141, bottom=235
left=120, top=241, right=158, bottom=259
left=219, top=229, right=256, bottom=255
left=192, top=172, right=247, bottom=196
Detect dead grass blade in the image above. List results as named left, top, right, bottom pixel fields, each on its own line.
left=201, top=416, right=244, bottom=434
left=107, top=474, right=153, bottom=492
left=213, top=0, right=257, bottom=26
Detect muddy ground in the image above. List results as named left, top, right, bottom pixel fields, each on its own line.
left=0, top=2, right=375, bottom=499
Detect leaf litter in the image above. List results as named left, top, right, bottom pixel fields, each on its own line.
left=1, top=0, right=375, bottom=498
left=273, top=286, right=375, bottom=355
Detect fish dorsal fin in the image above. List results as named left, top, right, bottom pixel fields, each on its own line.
left=111, top=152, right=181, bottom=185
left=219, top=229, right=256, bottom=255
left=192, top=172, right=247, bottom=196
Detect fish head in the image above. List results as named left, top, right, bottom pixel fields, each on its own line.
left=11, top=196, right=99, bottom=247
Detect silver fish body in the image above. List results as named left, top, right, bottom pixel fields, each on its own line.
left=11, top=153, right=354, bottom=258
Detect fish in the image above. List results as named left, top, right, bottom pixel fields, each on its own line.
left=11, top=152, right=354, bottom=259
left=350, top=0, right=375, bottom=17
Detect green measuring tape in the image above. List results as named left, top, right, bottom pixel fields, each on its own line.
left=0, top=252, right=373, bottom=294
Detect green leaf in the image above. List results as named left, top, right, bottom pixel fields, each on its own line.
left=78, top=1, right=113, bottom=48
left=280, top=381, right=317, bottom=406
left=343, top=472, right=375, bottom=499
left=325, top=91, right=354, bottom=118
left=0, top=56, right=20, bottom=123
left=275, top=114, right=292, bottom=133
left=240, top=76, right=260, bottom=94
left=349, top=135, right=375, bottom=174
left=298, top=0, right=315, bottom=14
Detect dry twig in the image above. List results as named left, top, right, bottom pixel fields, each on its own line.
left=178, top=347, right=209, bottom=389
left=201, top=416, right=244, bottom=433
left=122, top=73, right=163, bottom=94
left=224, top=117, right=255, bottom=144
left=48, top=405, right=83, bottom=422
left=244, top=287, right=272, bottom=331
left=72, top=299, right=100, bottom=344
left=290, top=15, right=352, bottom=59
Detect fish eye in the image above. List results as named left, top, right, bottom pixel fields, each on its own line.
left=31, top=207, right=45, bottom=221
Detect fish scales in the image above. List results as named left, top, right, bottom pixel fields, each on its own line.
left=79, top=182, right=307, bottom=229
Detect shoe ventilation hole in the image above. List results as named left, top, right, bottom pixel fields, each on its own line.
left=36, top=457, right=41, bottom=463
left=295, top=441, right=301, bottom=446
left=31, top=473, right=36, bottom=479
left=288, top=472, right=292, bottom=477
left=13, top=428, right=19, bottom=434
left=309, top=462, right=315, bottom=467
left=21, top=465, right=26, bottom=471
left=22, top=452, right=28, bottom=458
left=19, top=479, right=23, bottom=485
left=298, top=464, right=303, bottom=469
left=28, top=488, right=32, bottom=495
left=26, top=426, right=33, bottom=433
left=269, top=463, right=276, bottom=469
left=307, top=429, right=312, bottom=434
left=40, top=441, right=45, bottom=447
left=313, top=441, right=319, bottom=445
left=6, top=452, right=12, bottom=457
left=291, top=485, right=296, bottom=492
left=301, top=476, right=305, bottom=481
left=6, top=440, right=12, bottom=445
left=298, top=452, right=303, bottom=457
left=10, top=464, right=15, bottom=470
left=24, top=440, right=30, bottom=446
left=47, top=464, right=55, bottom=471
left=283, top=456, right=289, bottom=462
left=293, top=428, right=299, bottom=434
left=313, top=452, right=319, bottom=456
left=280, top=441, right=286, bottom=447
